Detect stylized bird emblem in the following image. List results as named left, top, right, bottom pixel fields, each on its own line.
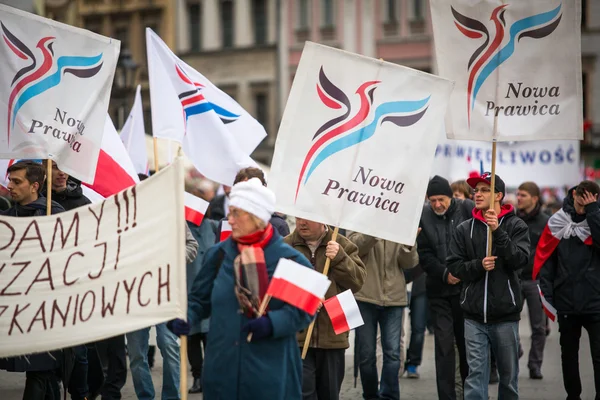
left=452, top=3, right=563, bottom=126
left=1, top=22, right=104, bottom=145
left=175, top=64, right=240, bottom=126
left=295, top=67, right=430, bottom=201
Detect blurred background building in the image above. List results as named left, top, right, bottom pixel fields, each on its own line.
left=4, top=0, right=600, bottom=176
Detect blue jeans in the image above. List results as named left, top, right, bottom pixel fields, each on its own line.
left=406, top=293, right=428, bottom=367
left=126, top=323, right=181, bottom=400
left=464, top=319, right=519, bottom=400
left=356, top=301, right=404, bottom=400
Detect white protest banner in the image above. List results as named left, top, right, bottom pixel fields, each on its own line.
left=431, top=137, right=580, bottom=187
left=0, top=5, right=120, bottom=183
left=0, top=159, right=186, bottom=358
left=146, top=29, right=264, bottom=185
left=268, top=42, right=453, bottom=245
left=430, top=0, right=582, bottom=141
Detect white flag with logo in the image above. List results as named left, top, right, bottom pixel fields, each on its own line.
left=268, top=42, right=454, bottom=246
left=0, top=4, right=120, bottom=183
left=430, top=0, right=582, bottom=141
left=146, top=29, right=265, bottom=185
left=120, top=85, right=148, bottom=175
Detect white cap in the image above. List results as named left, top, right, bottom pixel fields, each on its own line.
left=229, top=178, right=276, bottom=224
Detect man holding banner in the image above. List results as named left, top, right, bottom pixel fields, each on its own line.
left=447, top=173, right=529, bottom=400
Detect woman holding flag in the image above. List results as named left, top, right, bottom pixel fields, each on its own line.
left=169, top=178, right=315, bottom=399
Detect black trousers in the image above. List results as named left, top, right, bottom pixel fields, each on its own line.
left=558, top=313, right=600, bottom=400
left=302, top=348, right=345, bottom=400
left=95, top=335, right=127, bottom=400
left=22, top=371, right=61, bottom=400
left=188, top=333, right=207, bottom=379
left=429, top=296, right=469, bottom=400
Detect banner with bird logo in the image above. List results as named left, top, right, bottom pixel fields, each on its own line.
left=0, top=4, right=120, bottom=183
left=430, top=0, right=582, bottom=142
left=268, top=42, right=454, bottom=246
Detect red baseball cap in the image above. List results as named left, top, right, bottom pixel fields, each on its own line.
left=466, top=172, right=505, bottom=194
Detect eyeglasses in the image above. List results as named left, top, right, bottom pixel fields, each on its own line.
left=227, top=209, right=246, bottom=219
left=472, top=188, right=492, bottom=194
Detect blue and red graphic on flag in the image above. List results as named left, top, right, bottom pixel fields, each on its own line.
left=175, top=64, right=239, bottom=126
left=295, top=67, right=430, bottom=201
left=452, top=3, right=563, bottom=126
left=1, top=22, right=105, bottom=145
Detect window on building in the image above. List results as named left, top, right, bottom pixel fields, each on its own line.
left=322, top=0, right=335, bottom=27
left=386, top=0, right=397, bottom=23
left=413, top=0, right=423, bottom=20
left=582, top=0, right=588, bottom=30
left=221, top=0, right=234, bottom=48
left=113, top=26, right=130, bottom=50
left=254, top=92, right=268, bottom=129
left=298, top=0, right=310, bottom=29
left=189, top=3, right=201, bottom=52
left=84, top=17, right=103, bottom=35
left=253, top=0, right=267, bottom=45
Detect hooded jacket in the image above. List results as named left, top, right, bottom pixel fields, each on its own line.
left=41, top=179, right=91, bottom=211
left=447, top=205, right=530, bottom=324
left=516, top=203, right=549, bottom=281
left=418, top=198, right=475, bottom=298
left=1, top=196, right=64, bottom=216
left=538, top=191, right=600, bottom=315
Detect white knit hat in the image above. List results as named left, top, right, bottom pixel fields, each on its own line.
left=229, top=178, right=276, bottom=224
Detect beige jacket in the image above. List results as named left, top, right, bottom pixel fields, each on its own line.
left=347, top=232, right=419, bottom=307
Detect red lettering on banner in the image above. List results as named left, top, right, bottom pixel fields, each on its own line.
left=51, top=296, right=72, bottom=329
left=88, top=242, right=107, bottom=280
left=12, top=220, right=45, bottom=258
left=63, top=252, right=84, bottom=286
left=138, top=272, right=152, bottom=307
left=101, top=283, right=120, bottom=317
left=0, top=220, right=15, bottom=251
left=89, top=201, right=106, bottom=240
left=158, top=264, right=170, bottom=305
left=0, top=262, right=30, bottom=296
left=79, top=290, right=96, bottom=323
left=27, top=301, right=47, bottom=333
left=123, top=277, right=137, bottom=314
left=50, top=213, right=80, bottom=251
left=9, top=303, right=30, bottom=335
left=25, top=259, right=54, bottom=294
left=72, top=293, right=80, bottom=326
left=0, top=305, right=8, bottom=318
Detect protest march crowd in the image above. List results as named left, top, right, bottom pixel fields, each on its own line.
left=0, top=1, right=595, bottom=400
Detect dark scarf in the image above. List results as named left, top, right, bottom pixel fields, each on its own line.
left=233, top=224, right=274, bottom=317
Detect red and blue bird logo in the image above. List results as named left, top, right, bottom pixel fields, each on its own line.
left=295, top=67, right=430, bottom=201
left=452, top=3, right=563, bottom=126
left=1, top=22, right=104, bottom=145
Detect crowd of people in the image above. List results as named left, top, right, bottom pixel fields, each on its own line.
left=1, top=161, right=599, bottom=400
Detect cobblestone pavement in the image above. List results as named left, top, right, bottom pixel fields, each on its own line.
left=1, top=309, right=595, bottom=399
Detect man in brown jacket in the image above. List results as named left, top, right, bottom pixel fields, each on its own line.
left=347, top=232, right=419, bottom=400
left=285, top=218, right=366, bottom=400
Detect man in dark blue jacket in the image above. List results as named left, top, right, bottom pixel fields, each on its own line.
left=447, top=172, right=529, bottom=400
left=537, top=180, right=600, bottom=399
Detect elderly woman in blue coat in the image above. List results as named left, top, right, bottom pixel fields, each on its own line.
left=169, top=178, right=314, bottom=399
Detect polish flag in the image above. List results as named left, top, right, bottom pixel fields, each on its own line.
left=323, top=290, right=364, bottom=335
left=82, top=116, right=139, bottom=200
left=120, top=85, right=149, bottom=175
left=533, top=208, right=593, bottom=321
left=220, top=220, right=232, bottom=242
left=266, top=258, right=331, bottom=315
left=184, top=192, right=209, bottom=226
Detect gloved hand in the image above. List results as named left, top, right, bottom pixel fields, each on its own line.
left=166, top=318, right=190, bottom=336
left=242, top=315, right=273, bottom=341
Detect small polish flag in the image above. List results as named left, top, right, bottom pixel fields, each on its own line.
left=266, top=259, right=331, bottom=315
left=323, top=290, right=364, bottom=335
left=184, top=192, right=209, bottom=226
left=220, top=220, right=232, bottom=241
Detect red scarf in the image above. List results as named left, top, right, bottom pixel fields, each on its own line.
left=232, top=224, right=274, bottom=317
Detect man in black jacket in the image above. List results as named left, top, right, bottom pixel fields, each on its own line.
left=516, top=181, right=549, bottom=380
left=447, top=172, right=529, bottom=400
left=0, top=160, right=65, bottom=398
left=418, top=175, right=474, bottom=399
left=537, top=181, right=600, bottom=399
left=42, top=160, right=92, bottom=210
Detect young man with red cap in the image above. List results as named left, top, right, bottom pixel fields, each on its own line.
left=447, top=172, right=530, bottom=400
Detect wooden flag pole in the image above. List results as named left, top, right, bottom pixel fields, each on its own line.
left=487, top=141, right=497, bottom=257
left=153, top=137, right=160, bottom=173
left=46, top=160, right=52, bottom=216
left=247, top=294, right=273, bottom=342
left=180, top=335, right=188, bottom=400
left=301, top=226, right=340, bottom=359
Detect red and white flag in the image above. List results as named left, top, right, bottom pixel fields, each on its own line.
left=323, top=290, right=364, bottom=335
left=184, top=192, right=208, bottom=226
left=219, top=220, right=232, bottom=242
left=120, top=85, right=149, bottom=175
left=266, top=258, right=331, bottom=315
left=532, top=208, right=592, bottom=321
left=82, top=116, right=139, bottom=200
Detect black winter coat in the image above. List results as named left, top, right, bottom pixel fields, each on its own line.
left=418, top=198, right=474, bottom=298
left=447, top=205, right=530, bottom=324
left=207, top=194, right=227, bottom=221
left=539, top=193, right=600, bottom=315
left=516, top=203, right=549, bottom=280
left=42, top=181, right=91, bottom=211
left=1, top=196, right=64, bottom=217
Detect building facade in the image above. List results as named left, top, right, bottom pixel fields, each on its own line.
left=581, top=0, right=600, bottom=174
